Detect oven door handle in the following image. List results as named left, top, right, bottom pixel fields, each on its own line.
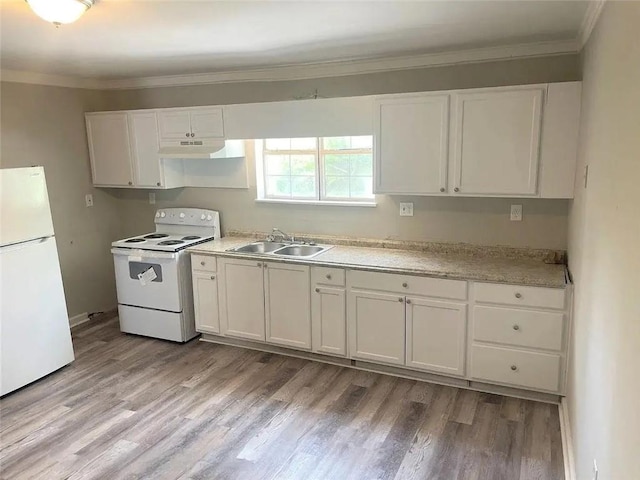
left=111, top=248, right=178, bottom=260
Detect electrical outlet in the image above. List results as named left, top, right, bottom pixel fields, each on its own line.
left=85, top=194, right=93, bottom=207
left=149, top=193, right=156, bottom=205
left=510, top=204, right=523, bottom=221
left=399, top=202, right=414, bottom=217
left=593, top=459, right=598, bottom=480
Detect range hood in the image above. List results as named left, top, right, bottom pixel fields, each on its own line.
left=159, top=139, right=228, bottom=159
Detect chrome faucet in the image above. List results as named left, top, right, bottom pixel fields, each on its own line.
left=268, top=227, right=294, bottom=243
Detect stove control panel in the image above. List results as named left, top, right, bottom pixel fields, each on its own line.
left=154, top=208, right=220, bottom=228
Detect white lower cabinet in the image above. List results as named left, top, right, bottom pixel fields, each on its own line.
left=265, top=263, right=311, bottom=350
left=312, top=286, right=346, bottom=356
left=348, top=290, right=406, bottom=366
left=218, top=258, right=265, bottom=341
left=192, top=271, right=219, bottom=334
left=406, top=297, right=466, bottom=376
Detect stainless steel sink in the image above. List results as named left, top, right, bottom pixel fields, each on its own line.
left=274, top=245, right=327, bottom=258
left=228, top=241, right=332, bottom=258
left=233, top=241, right=287, bottom=254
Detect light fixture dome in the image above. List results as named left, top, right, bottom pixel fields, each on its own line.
left=26, top=0, right=94, bottom=26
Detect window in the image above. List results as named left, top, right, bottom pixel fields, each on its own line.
left=257, top=136, right=374, bottom=203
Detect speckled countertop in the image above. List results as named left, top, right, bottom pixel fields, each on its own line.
left=187, top=235, right=568, bottom=288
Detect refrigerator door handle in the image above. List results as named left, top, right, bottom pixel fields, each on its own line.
left=0, top=236, right=53, bottom=252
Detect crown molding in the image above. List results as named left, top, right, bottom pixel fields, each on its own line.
left=0, top=69, right=105, bottom=89
left=577, top=0, right=607, bottom=50
left=1, top=39, right=578, bottom=91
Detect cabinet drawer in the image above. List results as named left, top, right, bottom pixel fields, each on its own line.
left=474, top=282, right=565, bottom=309
left=473, top=306, right=564, bottom=351
left=471, top=345, right=561, bottom=392
left=348, top=270, right=467, bottom=300
left=191, top=254, right=216, bottom=273
left=312, top=267, right=345, bottom=287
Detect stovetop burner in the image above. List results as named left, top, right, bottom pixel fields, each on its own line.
left=181, top=235, right=201, bottom=240
left=125, top=238, right=146, bottom=243
left=144, top=233, right=169, bottom=239
left=158, top=240, right=185, bottom=246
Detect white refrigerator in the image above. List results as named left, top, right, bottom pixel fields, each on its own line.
left=0, top=166, right=75, bottom=396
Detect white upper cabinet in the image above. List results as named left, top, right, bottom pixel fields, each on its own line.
left=374, top=94, right=449, bottom=194
left=450, top=87, right=544, bottom=196
left=86, top=111, right=184, bottom=189
left=158, top=107, right=224, bottom=143
left=86, top=112, right=135, bottom=187
left=539, top=82, right=582, bottom=198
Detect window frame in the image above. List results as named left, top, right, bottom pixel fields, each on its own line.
left=257, top=136, right=375, bottom=204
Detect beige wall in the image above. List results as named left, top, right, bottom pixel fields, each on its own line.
left=567, top=3, right=640, bottom=479
left=107, top=55, right=579, bottom=249
left=0, top=82, right=122, bottom=319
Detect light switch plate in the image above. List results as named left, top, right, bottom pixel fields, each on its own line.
left=399, top=202, right=414, bottom=216
left=149, top=193, right=156, bottom=205
left=510, top=204, right=523, bottom=221
left=85, top=194, right=93, bottom=207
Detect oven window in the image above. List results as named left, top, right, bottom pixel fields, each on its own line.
left=128, top=262, right=163, bottom=282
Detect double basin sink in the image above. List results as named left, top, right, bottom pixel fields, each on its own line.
left=227, top=241, right=332, bottom=259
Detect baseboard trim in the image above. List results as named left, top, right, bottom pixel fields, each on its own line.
left=69, top=312, right=90, bottom=328
left=559, top=397, right=576, bottom=480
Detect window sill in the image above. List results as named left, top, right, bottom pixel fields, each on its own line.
left=255, top=198, right=377, bottom=208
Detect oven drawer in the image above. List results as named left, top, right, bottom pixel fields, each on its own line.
left=192, top=254, right=216, bottom=273
left=112, top=249, right=183, bottom=312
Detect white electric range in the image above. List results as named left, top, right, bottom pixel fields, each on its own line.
left=111, top=208, right=220, bottom=342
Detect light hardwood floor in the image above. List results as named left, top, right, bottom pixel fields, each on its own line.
left=0, top=314, right=564, bottom=480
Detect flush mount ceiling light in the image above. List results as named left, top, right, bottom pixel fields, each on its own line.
left=26, top=0, right=94, bottom=26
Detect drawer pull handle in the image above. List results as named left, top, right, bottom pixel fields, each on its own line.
left=513, top=324, right=520, bottom=331
left=402, top=282, right=408, bottom=288
left=515, top=292, right=522, bottom=299
left=398, top=297, right=404, bottom=302
left=200, top=261, right=206, bottom=266
left=326, top=274, right=332, bottom=280
left=210, top=275, right=215, bottom=280
left=510, top=365, right=518, bottom=371
left=315, top=288, right=320, bottom=293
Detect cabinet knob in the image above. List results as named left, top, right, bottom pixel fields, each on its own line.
left=515, top=292, right=522, bottom=299
left=402, top=282, right=408, bottom=288
left=510, top=365, right=518, bottom=371
left=200, top=261, right=206, bottom=266
left=185, top=133, right=190, bottom=137
left=326, top=274, right=332, bottom=280
left=257, top=262, right=262, bottom=267
left=406, top=299, right=412, bottom=304
left=156, top=182, right=161, bottom=186
left=513, top=324, right=520, bottom=331
left=210, top=275, right=215, bottom=280
left=398, top=297, right=404, bottom=302
left=454, top=187, right=460, bottom=192
left=191, top=133, right=195, bottom=137
left=264, top=264, right=268, bottom=269
left=128, top=181, right=133, bottom=186
left=315, top=288, right=320, bottom=293
left=440, top=187, right=445, bottom=192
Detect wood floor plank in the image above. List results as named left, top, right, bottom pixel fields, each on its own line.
left=0, top=314, right=564, bottom=480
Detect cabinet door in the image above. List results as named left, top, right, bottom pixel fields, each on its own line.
left=192, top=271, right=219, bottom=334
left=406, top=298, right=466, bottom=376
left=374, top=95, right=449, bottom=194
left=311, top=286, right=346, bottom=356
left=348, top=290, right=406, bottom=365
left=158, top=109, right=192, bottom=140
left=129, top=112, right=163, bottom=188
left=451, top=88, right=543, bottom=195
left=264, top=262, right=311, bottom=350
left=86, top=113, right=134, bottom=186
left=218, top=258, right=265, bottom=341
left=190, top=108, right=224, bottom=139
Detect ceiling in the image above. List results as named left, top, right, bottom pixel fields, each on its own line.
left=0, top=0, right=590, bottom=82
